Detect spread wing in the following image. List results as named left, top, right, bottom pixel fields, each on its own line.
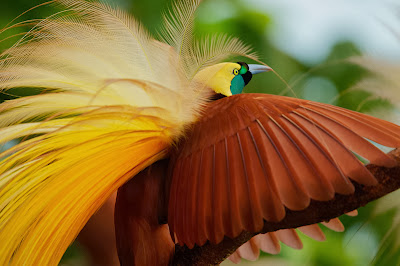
left=168, top=93, right=400, bottom=248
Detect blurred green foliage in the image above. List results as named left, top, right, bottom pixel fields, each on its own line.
left=1, top=0, right=398, bottom=265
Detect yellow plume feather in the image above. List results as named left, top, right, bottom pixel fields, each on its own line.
left=0, top=0, right=258, bottom=264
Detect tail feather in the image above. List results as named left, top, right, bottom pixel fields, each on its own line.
left=0, top=110, right=173, bottom=264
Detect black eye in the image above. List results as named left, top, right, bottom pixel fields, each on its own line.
left=233, top=68, right=239, bottom=75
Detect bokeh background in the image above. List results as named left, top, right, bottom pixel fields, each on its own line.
left=1, top=0, right=400, bottom=265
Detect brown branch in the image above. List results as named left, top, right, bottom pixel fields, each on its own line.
left=171, top=149, right=400, bottom=265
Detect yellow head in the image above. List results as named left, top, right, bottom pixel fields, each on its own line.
left=193, top=62, right=271, bottom=97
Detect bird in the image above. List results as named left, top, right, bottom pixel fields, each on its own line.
left=0, top=0, right=400, bottom=265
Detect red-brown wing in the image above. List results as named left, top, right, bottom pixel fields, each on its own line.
left=168, top=93, right=400, bottom=248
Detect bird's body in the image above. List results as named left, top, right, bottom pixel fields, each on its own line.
left=0, top=0, right=399, bottom=265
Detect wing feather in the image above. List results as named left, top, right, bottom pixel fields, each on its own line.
left=322, top=218, right=345, bottom=232
left=197, top=145, right=213, bottom=246
left=229, top=223, right=326, bottom=263
left=213, top=140, right=229, bottom=244
left=177, top=156, right=193, bottom=245
left=280, top=114, right=354, bottom=194
left=298, top=224, right=326, bottom=241
left=290, top=112, right=377, bottom=185
left=223, top=137, right=236, bottom=238
left=181, top=155, right=194, bottom=247
left=230, top=215, right=348, bottom=263
left=257, top=232, right=281, bottom=254
left=169, top=93, right=400, bottom=247
left=237, top=131, right=264, bottom=232
left=255, top=118, right=310, bottom=210
left=307, top=102, right=400, bottom=146
left=247, top=125, right=286, bottom=222
left=275, top=229, right=303, bottom=249
left=298, top=107, right=396, bottom=166
left=268, top=116, right=335, bottom=201
left=235, top=239, right=260, bottom=261
left=227, top=134, right=249, bottom=237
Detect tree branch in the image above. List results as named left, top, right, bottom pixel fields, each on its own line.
left=171, top=149, right=400, bottom=265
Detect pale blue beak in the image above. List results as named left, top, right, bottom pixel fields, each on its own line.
left=248, top=64, right=272, bottom=75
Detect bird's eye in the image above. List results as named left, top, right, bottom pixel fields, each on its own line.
left=233, top=68, right=239, bottom=75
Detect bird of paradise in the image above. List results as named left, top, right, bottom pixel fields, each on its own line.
left=1, top=0, right=400, bottom=265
